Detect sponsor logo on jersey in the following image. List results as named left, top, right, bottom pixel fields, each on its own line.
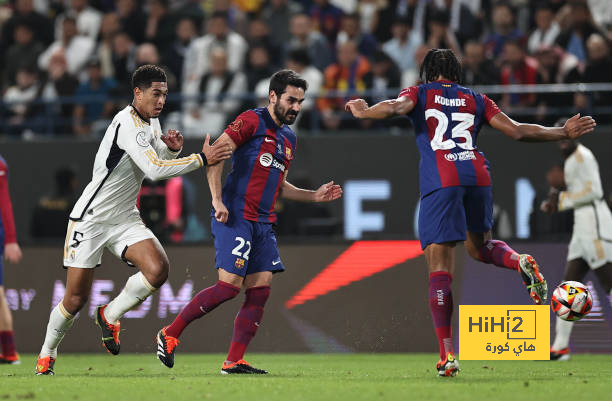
left=259, top=153, right=286, bottom=172
left=136, top=131, right=149, bottom=147
left=444, top=150, right=476, bottom=162
left=229, top=119, right=243, bottom=132
left=235, top=258, right=245, bottom=269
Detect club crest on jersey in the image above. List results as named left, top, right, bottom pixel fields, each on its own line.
left=444, top=150, right=476, bottom=162
left=235, top=258, right=245, bottom=269
left=136, top=131, right=149, bottom=147
left=229, top=119, right=243, bottom=132
left=286, top=146, right=292, bottom=159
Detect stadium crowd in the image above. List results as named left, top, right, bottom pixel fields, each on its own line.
left=0, top=0, right=611, bottom=137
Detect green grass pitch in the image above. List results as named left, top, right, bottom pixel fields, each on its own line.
left=2, top=354, right=612, bottom=401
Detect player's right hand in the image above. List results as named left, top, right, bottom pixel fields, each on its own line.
left=345, top=99, right=368, bottom=117
left=212, top=199, right=229, bottom=223
left=202, top=134, right=232, bottom=165
left=563, top=113, right=596, bottom=139
left=4, top=243, right=22, bottom=263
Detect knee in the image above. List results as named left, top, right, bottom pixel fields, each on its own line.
left=145, top=258, right=169, bottom=288
left=63, top=294, right=88, bottom=314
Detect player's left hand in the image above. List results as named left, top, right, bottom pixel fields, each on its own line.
left=4, top=243, right=22, bottom=263
left=314, top=181, right=343, bottom=202
left=162, top=129, right=184, bottom=152
left=563, top=113, right=596, bottom=139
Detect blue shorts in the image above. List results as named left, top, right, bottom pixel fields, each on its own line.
left=418, top=186, right=493, bottom=250
left=211, top=217, right=285, bottom=277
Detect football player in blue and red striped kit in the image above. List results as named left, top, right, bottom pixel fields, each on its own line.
left=346, top=49, right=596, bottom=377
left=156, top=70, right=342, bottom=374
left=0, top=154, right=23, bottom=365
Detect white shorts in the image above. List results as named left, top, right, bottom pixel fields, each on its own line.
left=63, top=217, right=156, bottom=268
left=567, top=235, right=612, bottom=269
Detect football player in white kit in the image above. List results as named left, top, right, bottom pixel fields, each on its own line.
left=35, top=65, right=232, bottom=375
left=541, top=121, right=612, bottom=361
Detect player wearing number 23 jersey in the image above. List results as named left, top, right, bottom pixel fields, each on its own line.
left=346, top=48, right=596, bottom=377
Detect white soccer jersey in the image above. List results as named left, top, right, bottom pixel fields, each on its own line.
left=559, top=144, right=612, bottom=241
left=70, top=105, right=204, bottom=224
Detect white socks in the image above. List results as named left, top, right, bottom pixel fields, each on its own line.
left=104, top=272, right=157, bottom=324
left=552, top=317, right=574, bottom=351
left=40, top=303, right=75, bottom=358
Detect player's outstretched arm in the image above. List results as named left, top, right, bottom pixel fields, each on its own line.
left=490, top=112, right=596, bottom=142
left=206, top=133, right=236, bottom=223
left=345, top=96, right=415, bottom=120
left=281, top=178, right=343, bottom=203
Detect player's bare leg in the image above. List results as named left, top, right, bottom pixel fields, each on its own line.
left=36, top=267, right=94, bottom=375
left=221, top=271, right=271, bottom=375
left=425, top=243, right=460, bottom=377
left=465, top=231, right=547, bottom=304
left=0, top=286, right=19, bottom=364
left=157, top=267, right=241, bottom=368
left=98, top=239, right=167, bottom=355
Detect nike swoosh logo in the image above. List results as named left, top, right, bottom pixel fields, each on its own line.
left=264, top=138, right=274, bottom=143
left=272, top=260, right=281, bottom=265
left=200, top=306, right=208, bottom=313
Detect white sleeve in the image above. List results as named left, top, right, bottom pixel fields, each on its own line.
left=116, top=122, right=204, bottom=181
left=558, top=154, right=604, bottom=210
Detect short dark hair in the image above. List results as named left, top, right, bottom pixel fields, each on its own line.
left=131, top=64, right=166, bottom=91
left=269, top=69, right=308, bottom=97
left=419, top=48, right=462, bottom=84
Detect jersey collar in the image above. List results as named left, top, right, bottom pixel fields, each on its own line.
left=130, top=104, right=151, bottom=125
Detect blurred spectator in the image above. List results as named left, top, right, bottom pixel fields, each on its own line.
left=588, top=0, right=612, bottom=30
left=288, top=13, right=334, bottom=71
left=309, top=0, right=344, bottom=43
left=3, top=22, right=44, bottom=91
left=72, top=58, right=118, bottom=136
left=247, top=18, right=284, bottom=69
left=262, top=0, right=303, bottom=48
left=96, top=13, right=121, bottom=79
left=117, top=0, right=147, bottom=44
left=31, top=167, right=78, bottom=239
left=357, top=0, right=387, bottom=35
left=38, top=17, right=95, bottom=77
left=111, top=31, right=137, bottom=90
left=246, top=45, right=274, bottom=93
left=555, top=0, right=605, bottom=63
left=484, top=2, right=524, bottom=59
left=182, top=46, right=247, bottom=137
left=54, top=0, right=102, bottom=41
left=461, top=41, right=499, bottom=86
left=425, top=8, right=462, bottom=58
left=527, top=3, right=560, bottom=54
left=182, top=11, right=248, bottom=90
left=2, top=66, right=42, bottom=136
left=577, top=33, right=612, bottom=122
left=284, top=48, right=323, bottom=128
left=0, top=0, right=53, bottom=57
left=336, top=13, right=378, bottom=58
left=499, top=40, right=538, bottom=109
left=135, top=43, right=177, bottom=92
left=40, top=51, right=80, bottom=135
left=534, top=46, right=580, bottom=124
left=145, top=0, right=176, bottom=56
left=450, top=0, right=484, bottom=47
left=370, top=50, right=401, bottom=104
left=165, top=17, right=198, bottom=84
left=382, top=16, right=422, bottom=74
left=318, top=40, right=372, bottom=129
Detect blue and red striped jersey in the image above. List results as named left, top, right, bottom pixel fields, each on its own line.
left=0, top=154, right=17, bottom=244
left=221, top=107, right=297, bottom=223
left=400, top=80, right=501, bottom=197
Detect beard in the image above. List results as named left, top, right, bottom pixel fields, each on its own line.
left=274, top=102, right=298, bottom=125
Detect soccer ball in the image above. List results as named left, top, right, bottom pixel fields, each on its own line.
left=550, top=281, right=593, bottom=321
